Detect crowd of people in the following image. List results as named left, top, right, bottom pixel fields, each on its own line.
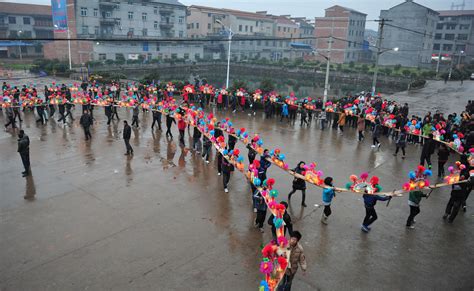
left=2, top=79, right=472, bottom=290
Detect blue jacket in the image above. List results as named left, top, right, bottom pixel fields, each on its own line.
left=322, top=188, right=335, bottom=205
left=363, top=194, right=390, bottom=208
left=258, top=155, right=272, bottom=174
left=282, top=104, right=289, bottom=116
left=253, top=191, right=267, bottom=212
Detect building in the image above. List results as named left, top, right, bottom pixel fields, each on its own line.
left=44, top=0, right=190, bottom=64
left=0, top=2, right=53, bottom=58
left=378, top=0, right=439, bottom=68
left=432, top=10, right=474, bottom=65
left=314, top=5, right=367, bottom=64
left=292, top=17, right=315, bottom=46
left=187, top=5, right=309, bottom=61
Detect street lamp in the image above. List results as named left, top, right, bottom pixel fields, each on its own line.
left=54, top=25, right=72, bottom=70
left=371, top=46, right=399, bottom=96
left=215, top=19, right=233, bottom=89
left=18, top=30, right=23, bottom=60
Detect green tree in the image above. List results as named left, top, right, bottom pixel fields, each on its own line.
left=394, top=64, right=402, bottom=71
left=260, top=78, right=275, bottom=93
left=230, top=80, right=248, bottom=93
left=349, top=61, right=355, bottom=68
left=402, top=69, right=411, bottom=77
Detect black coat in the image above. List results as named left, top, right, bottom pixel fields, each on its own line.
left=17, top=135, right=30, bottom=154
left=123, top=124, right=131, bottom=139
left=80, top=113, right=93, bottom=128
left=292, top=167, right=306, bottom=190
left=421, top=139, right=436, bottom=156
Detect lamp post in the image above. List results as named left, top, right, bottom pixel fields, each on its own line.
left=371, top=46, right=398, bottom=96
left=18, top=30, right=23, bottom=60
left=54, top=25, right=72, bottom=70
left=216, top=19, right=233, bottom=89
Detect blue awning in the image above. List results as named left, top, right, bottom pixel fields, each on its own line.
left=290, top=42, right=313, bottom=50
left=0, top=41, right=34, bottom=47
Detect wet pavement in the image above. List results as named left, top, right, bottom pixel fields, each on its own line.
left=1, top=86, right=474, bottom=290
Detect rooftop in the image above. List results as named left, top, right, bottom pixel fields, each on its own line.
left=438, top=10, right=474, bottom=17
left=325, top=5, right=367, bottom=16
left=189, top=5, right=274, bottom=21
left=0, top=2, right=51, bottom=16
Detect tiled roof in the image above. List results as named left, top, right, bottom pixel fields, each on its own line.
left=325, top=5, right=367, bottom=16
left=0, top=2, right=51, bottom=16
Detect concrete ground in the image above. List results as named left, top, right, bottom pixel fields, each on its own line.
left=0, top=80, right=473, bottom=290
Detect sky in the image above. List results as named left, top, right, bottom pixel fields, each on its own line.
left=7, top=0, right=474, bottom=30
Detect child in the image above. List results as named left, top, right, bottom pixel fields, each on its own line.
left=371, top=119, right=382, bottom=148
left=288, top=161, right=307, bottom=207
left=253, top=189, right=267, bottom=233
left=361, top=192, right=391, bottom=232
left=394, top=127, right=408, bottom=158
left=221, top=154, right=234, bottom=193
left=437, top=144, right=450, bottom=178
left=201, top=135, right=211, bottom=163
left=406, top=190, right=428, bottom=229
left=321, top=177, right=336, bottom=224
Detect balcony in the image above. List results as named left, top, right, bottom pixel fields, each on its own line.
left=160, top=22, right=173, bottom=30
left=100, top=18, right=119, bottom=25
left=0, top=23, right=7, bottom=30
left=159, top=8, right=174, bottom=15
left=99, top=1, right=118, bottom=10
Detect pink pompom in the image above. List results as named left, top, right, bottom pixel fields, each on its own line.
left=360, top=172, right=369, bottom=180
left=316, top=170, right=323, bottom=177
left=424, top=180, right=430, bottom=187
left=448, top=166, right=454, bottom=173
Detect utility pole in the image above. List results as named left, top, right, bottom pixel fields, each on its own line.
left=448, top=38, right=457, bottom=80
left=436, top=47, right=442, bottom=75
left=371, top=18, right=388, bottom=96
left=323, top=18, right=334, bottom=104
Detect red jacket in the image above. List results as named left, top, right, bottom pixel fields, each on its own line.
left=178, top=119, right=186, bottom=130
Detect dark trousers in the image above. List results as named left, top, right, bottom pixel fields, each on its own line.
left=166, top=125, right=173, bottom=137
left=438, top=161, right=446, bottom=177
left=20, top=152, right=30, bottom=173
left=217, top=154, right=223, bottom=174
left=420, top=153, right=432, bottom=167
left=288, top=187, right=306, bottom=204
left=358, top=131, right=364, bottom=141
left=395, top=146, right=406, bottom=155
left=373, top=137, right=380, bottom=145
left=202, top=145, right=211, bottom=161
left=106, top=114, right=112, bottom=125
left=339, top=125, right=344, bottom=132
left=363, top=207, right=378, bottom=227
left=64, top=109, right=73, bottom=121
left=124, top=138, right=133, bottom=153
left=324, top=205, right=332, bottom=217
left=112, top=108, right=119, bottom=120
left=151, top=118, right=161, bottom=130
left=83, top=126, right=92, bottom=140
left=179, top=130, right=185, bottom=145
left=49, top=105, right=55, bottom=117
left=131, top=116, right=139, bottom=127
left=277, top=273, right=295, bottom=291
left=14, top=110, right=22, bottom=122
left=192, top=137, right=202, bottom=152
left=58, top=111, right=65, bottom=123
left=300, top=117, right=308, bottom=126
left=223, top=171, right=231, bottom=188
left=445, top=197, right=462, bottom=222
left=228, top=142, right=236, bottom=151
left=255, top=209, right=266, bottom=228
left=5, top=116, right=16, bottom=128
left=406, top=205, right=420, bottom=226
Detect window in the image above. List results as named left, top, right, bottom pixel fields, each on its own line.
left=283, top=27, right=286, bottom=32
left=80, top=7, right=87, bottom=16
left=129, top=28, right=134, bottom=34
left=142, top=13, right=147, bottom=21
left=208, top=13, right=211, bottom=17
left=184, top=53, right=189, bottom=59
left=456, top=44, right=466, bottom=51
left=142, top=28, right=147, bottom=36
left=128, top=12, right=134, bottom=19
left=250, top=26, right=253, bottom=32
left=98, top=54, right=106, bottom=61
left=82, top=25, right=88, bottom=34
left=348, top=41, right=351, bottom=47
left=195, top=53, right=200, bottom=59
left=8, top=16, right=16, bottom=24
left=191, top=23, right=194, bottom=29
left=171, top=53, right=177, bottom=59
left=433, top=43, right=440, bottom=50
left=154, top=21, right=158, bottom=29
left=178, top=16, right=184, bottom=24
left=196, top=23, right=199, bottom=29
left=34, top=45, right=42, bottom=53
left=154, top=7, right=158, bottom=14
left=347, top=52, right=350, bottom=58
left=434, top=33, right=442, bottom=40
left=156, top=43, right=160, bottom=51
left=446, top=23, right=456, bottom=30
left=187, top=23, right=190, bottom=29
left=436, top=23, right=444, bottom=29
left=460, top=24, right=470, bottom=30
left=443, top=44, right=453, bottom=51
left=93, top=9, right=98, bottom=17
left=257, top=40, right=261, bottom=46
left=208, top=23, right=211, bottom=29
left=245, top=25, right=248, bottom=32
left=239, top=25, right=242, bottom=32
left=23, top=17, right=30, bottom=25
left=256, top=21, right=259, bottom=27
left=94, top=26, right=99, bottom=35
left=179, top=31, right=183, bottom=37
left=105, top=11, right=111, bottom=18
left=445, top=33, right=455, bottom=40
left=458, top=34, right=468, bottom=40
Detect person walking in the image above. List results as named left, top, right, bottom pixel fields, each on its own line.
left=64, top=101, right=74, bottom=122
left=337, top=111, right=346, bottom=135
left=321, top=177, right=336, bottom=224
left=361, top=192, right=391, bottom=232
left=131, top=105, right=140, bottom=128
left=123, top=120, right=133, bottom=155
left=165, top=114, right=176, bottom=138
left=443, top=175, right=469, bottom=223
left=105, top=104, right=112, bottom=125
left=437, top=143, right=450, bottom=178
left=177, top=118, right=186, bottom=146
left=201, top=134, right=211, bottom=163
left=268, top=201, right=293, bottom=241
left=80, top=110, right=93, bottom=141
left=371, top=119, right=382, bottom=148
left=258, top=149, right=272, bottom=181
left=4, top=107, right=16, bottom=129
left=253, top=189, right=267, bottom=233
left=57, top=102, right=66, bottom=123
left=151, top=109, right=162, bottom=130
left=288, top=161, right=307, bottom=207
left=277, top=231, right=307, bottom=291
left=357, top=114, right=365, bottom=141
left=393, top=127, right=408, bottom=158
left=222, top=154, right=234, bottom=193
left=192, top=126, right=202, bottom=153
left=17, top=130, right=30, bottom=177
left=420, top=133, right=436, bottom=169
left=406, top=189, right=428, bottom=229
left=247, top=141, right=257, bottom=164
left=299, top=109, right=308, bottom=127
left=280, top=103, right=289, bottom=122
left=227, top=132, right=238, bottom=151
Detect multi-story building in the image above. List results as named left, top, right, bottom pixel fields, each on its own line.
left=0, top=2, right=53, bottom=58
left=314, top=5, right=367, bottom=64
left=44, top=0, right=192, bottom=64
left=379, top=0, right=439, bottom=68
left=292, top=17, right=315, bottom=46
left=432, top=10, right=474, bottom=65
left=271, top=15, right=299, bottom=39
